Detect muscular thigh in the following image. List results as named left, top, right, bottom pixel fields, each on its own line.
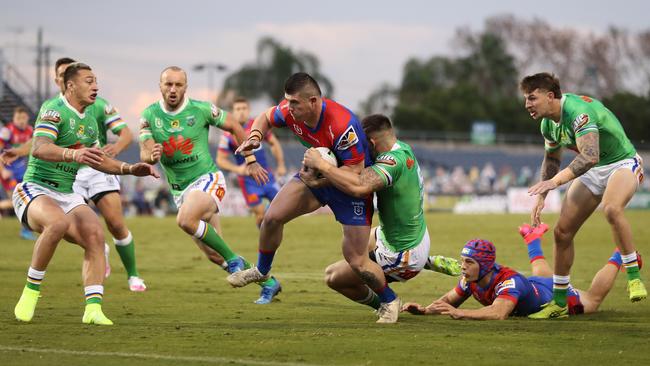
left=25, top=195, right=68, bottom=233
left=178, top=190, right=219, bottom=221
left=65, top=205, right=104, bottom=247
left=602, top=168, right=638, bottom=208
left=557, top=180, right=601, bottom=233
left=264, top=178, right=322, bottom=223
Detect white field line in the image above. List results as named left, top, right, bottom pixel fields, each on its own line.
left=0, top=345, right=329, bottom=366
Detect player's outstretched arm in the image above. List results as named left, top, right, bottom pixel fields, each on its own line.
left=434, top=298, right=515, bottom=320
left=103, top=126, right=133, bottom=158
left=30, top=136, right=104, bottom=165
left=235, top=108, right=273, bottom=155
left=216, top=145, right=246, bottom=175
left=528, top=148, right=562, bottom=226
left=402, top=289, right=465, bottom=315
left=90, top=155, right=160, bottom=178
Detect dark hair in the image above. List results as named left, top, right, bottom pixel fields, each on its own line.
left=362, top=114, right=393, bottom=136
left=284, top=72, right=321, bottom=97
left=233, top=96, right=249, bottom=105
left=55, top=57, right=76, bottom=73
left=63, top=62, right=92, bottom=89
left=13, top=106, right=29, bottom=115
left=520, top=72, right=562, bottom=99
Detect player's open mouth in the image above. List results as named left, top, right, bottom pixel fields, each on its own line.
left=90, top=93, right=97, bottom=100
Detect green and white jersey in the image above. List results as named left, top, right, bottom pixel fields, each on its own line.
left=541, top=93, right=636, bottom=166
left=139, top=98, right=227, bottom=195
left=370, top=140, right=426, bottom=252
left=86, top=96, right=127, bottom=147
left=24, top=95, right=100, bottom=193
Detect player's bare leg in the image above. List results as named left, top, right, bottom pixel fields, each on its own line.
left=96, top=192, right=145, bottom=291
left=579, top=262, right=620, bottom=313
left=14, top=196, right=69, bottom=322
left=325, top=260, right=380, bottom=309
left=250, top=203, right=265, bottom=229
left=602, top=169, right=646, bottom=301
left=64, top=205, right=113, bottom=325
left=177, top=190, right=246, bottom=274
left=227, top=178, right=321, bottom=287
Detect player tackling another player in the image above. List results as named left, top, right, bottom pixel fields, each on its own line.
left=302, top=114, right=460, bottom=316
left=4, top=62, right=159, bottom=325
left=521, top=73, right=646, bottom=319
left=138, top=66, right=281, bottom=304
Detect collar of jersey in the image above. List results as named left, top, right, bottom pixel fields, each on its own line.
left=159, top=97, right=189, bottom=116
left=59, top=93, right=86, bottom=119
left=556, top=94, right=567, bottom=125
left=305, top=100, right=327, bottom=134
left=390, top=142, right=400, bottom=151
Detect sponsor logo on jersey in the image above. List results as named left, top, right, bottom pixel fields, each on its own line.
left=162, top=135, right=194, bottom=157
left=186, top=116, right=195, bottom=126
left=170, top=119, right=181, bottom=130
left=495, top=279, right=516, bottom=295
left=406, top=158, right=415, bottom=169
left=580, top=95, right=593, bottom=103
left=87, top=126, right=96, bottom=138
left=572, top=114, right=590, bottom=131
left=104, top=104, right=117, bottom=115
left=211, top=104, right=222, bottom=119
left=293, top=125, right=303, bottom=136
left=69, top=118, right=76, bottom=129
left=76, top=125, right=85, bottom=139
left=376, top=154, right=396, bottom=166
left=155, top=118, right=162, bottom=128
left=40, top=110, right=61, bottom=123
left=336, top=126, right=359, bottom=151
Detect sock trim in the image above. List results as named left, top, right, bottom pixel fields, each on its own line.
left=113, top=231, right=133, bottom=246
left=193, top=221, right=208, bottom=240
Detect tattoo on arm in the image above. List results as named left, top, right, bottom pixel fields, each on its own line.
left=360, top=168, right=386, bottom=192
left=568, top=132, right=599, bottom=177
left=31, top=136, right=52, bottom=156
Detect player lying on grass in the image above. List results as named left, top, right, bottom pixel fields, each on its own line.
left=302, top=114, right=460, bottom=321
left=402, top=224, right=637, bottom=319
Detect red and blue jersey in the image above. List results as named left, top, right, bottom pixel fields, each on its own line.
left=0, top=122, right=33, bottom=181
left=269, top=98, right=371, bottom=167
left=455, top=265, right=548, bottom=316
left=454, top=265, right=583, bottom=316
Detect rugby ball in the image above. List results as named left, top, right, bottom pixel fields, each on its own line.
left=315, top=147, right=338, bottom=167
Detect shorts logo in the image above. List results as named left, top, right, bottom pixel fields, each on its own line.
left=376, top=154, right=396, bottom=166
left=336, top=126, right=358, bottom=151
left=41, top=110, right=61, bottom=123
left=215, top=187, right=225, bottom=201
left=352, top=202, right=364, bottom=216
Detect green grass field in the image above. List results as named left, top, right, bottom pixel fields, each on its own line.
left=1, top=212, right=650, bottom=366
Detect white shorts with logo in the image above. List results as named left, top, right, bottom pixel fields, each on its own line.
left=72, top=166, right=121, bottom=201
left=373, top=226, right=430, bottom=282
left=173, top=171, right=227, bottom=209
left=13, top=181, right=86, bottom=228
left=579, top=154, right=644, bottom=196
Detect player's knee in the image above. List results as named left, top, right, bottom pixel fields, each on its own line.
left=176, top=214, right=197, bottom=235
left=46, top=218, right=70, bottom=238
left=602, top=203, right=624, bottom=224
left=324, top=265, right=340, bottom=289
left=105, top=219, right=127, bottom=237
left=553, top=225, right=574, bottom=246
left=260, top=212, right=284, bottom=231
left=84, top=224, right=106, bottom=247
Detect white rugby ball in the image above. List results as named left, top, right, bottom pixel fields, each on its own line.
left=315, top=147, right=338, bottom=167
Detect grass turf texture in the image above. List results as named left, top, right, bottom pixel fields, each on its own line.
left=1, top=212, right=650, bottom=365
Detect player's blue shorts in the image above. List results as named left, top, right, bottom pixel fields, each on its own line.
left=528, top=276, right=584, bottom=315
left=296, top=174, right=373, bottom=226
left=238, top=175, right=279, bottom=207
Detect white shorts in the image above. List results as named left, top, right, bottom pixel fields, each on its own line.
left=372, top=226, right=430, bottom=282
left=579, top=154, right=644, bottom=196
left=173, top=171, right=227, bottom=209
left=72, top=166, right=121, bottom=201
left=13, top=181, right=86, bottom=228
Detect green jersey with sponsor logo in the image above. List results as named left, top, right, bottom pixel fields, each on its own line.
left=139, top=98, right=227, bottom=195
left=370, top=140, right=426, bottom=252
left=24, top=95, right=99, bottom=193
left=541, top=93, right=636, bottom=166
